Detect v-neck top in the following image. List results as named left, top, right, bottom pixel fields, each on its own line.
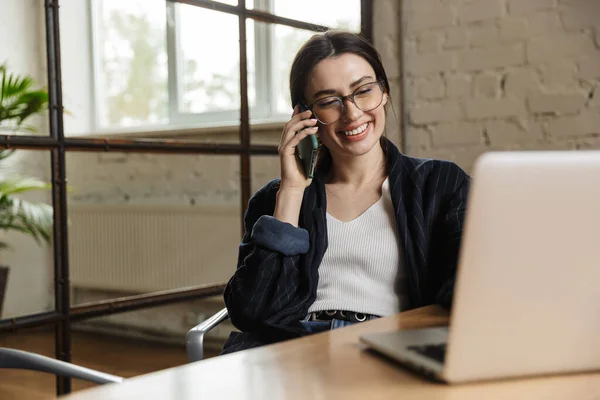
left=308, top=178, right=409, bottom=316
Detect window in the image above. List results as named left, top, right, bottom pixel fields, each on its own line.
left=91, top=0, right=361, bottom=131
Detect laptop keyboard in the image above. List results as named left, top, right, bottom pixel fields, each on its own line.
left=407, top=343, right=447, bottom=363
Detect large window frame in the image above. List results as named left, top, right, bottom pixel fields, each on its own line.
left=0, top=0, right=373, bottom=396
left=90, top=0, right=363, bottom=132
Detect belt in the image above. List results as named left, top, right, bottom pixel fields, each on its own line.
left=309, top=310, right=378, bottom=323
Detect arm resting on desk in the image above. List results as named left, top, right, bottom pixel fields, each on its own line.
left=186, top=308, right=229, bottom=362
left=0, top=347, right=123, bottom=384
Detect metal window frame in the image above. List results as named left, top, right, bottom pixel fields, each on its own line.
left=2, top=0, right=373, bottom=396
left=92, top=0, right=281, bottom=131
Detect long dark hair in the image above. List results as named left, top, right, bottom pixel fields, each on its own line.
left=289, top=31, right=391, bottom=174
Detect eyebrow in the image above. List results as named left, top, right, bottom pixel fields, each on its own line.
left=311, top=75, right=375, bottom=100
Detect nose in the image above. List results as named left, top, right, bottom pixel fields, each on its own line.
left=342, top=98, right=362, bottom=122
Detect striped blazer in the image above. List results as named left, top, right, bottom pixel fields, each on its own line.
left=222, top=137, right=470, bottom=354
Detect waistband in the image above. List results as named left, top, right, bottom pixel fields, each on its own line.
left=308, top=310, right=379, bottom=323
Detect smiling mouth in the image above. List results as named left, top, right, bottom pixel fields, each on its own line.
left=339, top=122, right=370, bottom=136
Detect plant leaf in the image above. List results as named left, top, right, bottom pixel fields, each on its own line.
left=0, top=178, right=50, bottom=196
left=0, top=196, right=53, bottom=245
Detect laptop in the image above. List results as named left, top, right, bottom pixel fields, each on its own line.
left=360, top=150, right=600, bottom=384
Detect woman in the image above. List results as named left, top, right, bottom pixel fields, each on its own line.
left=222, top=31, right=470, bottom=354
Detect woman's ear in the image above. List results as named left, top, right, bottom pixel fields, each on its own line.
left=382, top=92, right=389, bottom=106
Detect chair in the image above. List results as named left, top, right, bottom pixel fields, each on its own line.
left=1, top=307, right=229, bottom=385
left=0, top=347, right=123, bottom=384
left=186, top=307, right=229, bottom=362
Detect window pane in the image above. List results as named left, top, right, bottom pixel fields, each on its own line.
left=66, top=152, right=241, bottom=303
left=0, top=150, right=54, bottom=320
left=252, top=156, right=280, bottom=193
left=95, top=0, right=168, bottom=129
left=177, top=5, right=246, bottom=115
left=253, top=0, right=361, bottom=32
left=273, top=26, right=315, bottom=115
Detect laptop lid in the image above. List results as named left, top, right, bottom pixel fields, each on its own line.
left=443, top=151, right=600, bottom=383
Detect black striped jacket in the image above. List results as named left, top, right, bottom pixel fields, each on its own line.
left=222, top=138, right=470, bottom=354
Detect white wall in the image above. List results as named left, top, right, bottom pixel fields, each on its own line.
left=402, top=0, right=600, bottom=172
left=0, top=0, right=53, bottom=317
left=60, top=0, right=95, bottom=135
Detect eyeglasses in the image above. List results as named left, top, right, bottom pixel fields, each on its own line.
left=306, top=81, right=385, bottom=125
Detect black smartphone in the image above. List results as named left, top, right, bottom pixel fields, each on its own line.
left=295, top=104, right=319, bottom=179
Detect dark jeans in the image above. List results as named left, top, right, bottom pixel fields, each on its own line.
left=300, top=315, right=379, bottom=333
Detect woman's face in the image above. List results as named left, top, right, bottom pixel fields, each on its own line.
left=304, top=53, right=388, bottom=160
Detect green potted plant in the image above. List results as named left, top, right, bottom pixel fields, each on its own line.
left=0, top=64, right=53, bottom=316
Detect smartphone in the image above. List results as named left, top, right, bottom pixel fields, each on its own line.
left=295, top=104, right=319, bottom=179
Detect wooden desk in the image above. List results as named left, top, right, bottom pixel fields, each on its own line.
left=62, top=306, right=600, bottom=399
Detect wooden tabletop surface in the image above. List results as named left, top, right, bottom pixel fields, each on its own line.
left=61, top=305, right=600, bottom=399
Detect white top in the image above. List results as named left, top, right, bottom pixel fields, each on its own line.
left=308, top=178, right=408, bottom=317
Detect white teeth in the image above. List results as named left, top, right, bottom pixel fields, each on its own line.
left=344, top=122, right=369, bottom=136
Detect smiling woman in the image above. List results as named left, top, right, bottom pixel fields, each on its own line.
left=221, top=30, right=472, bottom=355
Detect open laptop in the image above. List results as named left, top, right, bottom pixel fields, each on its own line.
left=360, top=150, right=600, bottom=384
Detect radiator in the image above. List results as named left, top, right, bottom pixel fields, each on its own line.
left=68, top=205, right=241, bottom=293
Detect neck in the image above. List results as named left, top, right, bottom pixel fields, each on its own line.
left=327, top=140, right=387, bottom=186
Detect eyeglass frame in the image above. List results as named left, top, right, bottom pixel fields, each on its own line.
left=303, top=80, right=386, bottom=125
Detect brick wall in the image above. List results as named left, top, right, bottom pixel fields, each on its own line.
left=402, top=0, right=600, bottom=172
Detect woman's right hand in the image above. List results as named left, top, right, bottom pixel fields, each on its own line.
left=277, top=106, right=319, bottom=191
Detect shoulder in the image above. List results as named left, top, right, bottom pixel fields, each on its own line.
left=406, top=155, right=470, bottom=187
left=383, top=137, right=469, bottom=189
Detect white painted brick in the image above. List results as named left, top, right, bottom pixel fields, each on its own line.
left=406, top=78, right=419, bottom=101
left=374, top=0, right=400, bottom=35
left=415, top=75, right=446, bottom=99
left=431, top=122, right=482, bottom=146
left=528, top=92, right=587, bottom=114
left=466, top=98, right=526, bottom=119
left=485, top=120, right=526, bottom=145
left=547, top=110, right=600, bottom=137
left=418, top=145, right=489, bottom=172
left=418, top=31, right=443, bottom=53
left=409, top=100, right=463, bottom=125
left=578, top=55, right=600, bottom=80
left=529, top=11, right=562, bottom=36
left=504, top=69, right=540, bottom=97
left=384, top=77, right=403, bottom=147
left=539, top=62, right=578, bottom=90
left=590, top=84, right=600, bottom=109
left=468, top=23, right=500, bottom=48
left=473, top=72, right=501, bottom=98
left=403, top=0, right=442, bottom=13
left=445, top=73, right=472, bottom=98
left=405, top=52, right=456, bottom=76
left=458, top=0, right=504, bottom=23
left=405, top=38, right=418, bottom=56
left=508, top=0, right=557, bottom=16
left=444, top=27, right=469, bottom=49
left=406, top=7, right=455, bottom=33
left=560, top=2, right=600, bottom=30
left=377, top=33, right=401, bottom=79
left=404, top=127, right=433, bottom=149
left=499, top=18, right=530, bottom=43
left=527, top=34, right=596, bottom=64
left=558, top=0, right=585, bottom=7
left=573, top=137, right=600, bottom=150
left=458, top=44, right=525, bottom=71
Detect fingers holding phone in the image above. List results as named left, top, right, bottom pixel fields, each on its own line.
left=278, top=105, right=319, bottom=189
